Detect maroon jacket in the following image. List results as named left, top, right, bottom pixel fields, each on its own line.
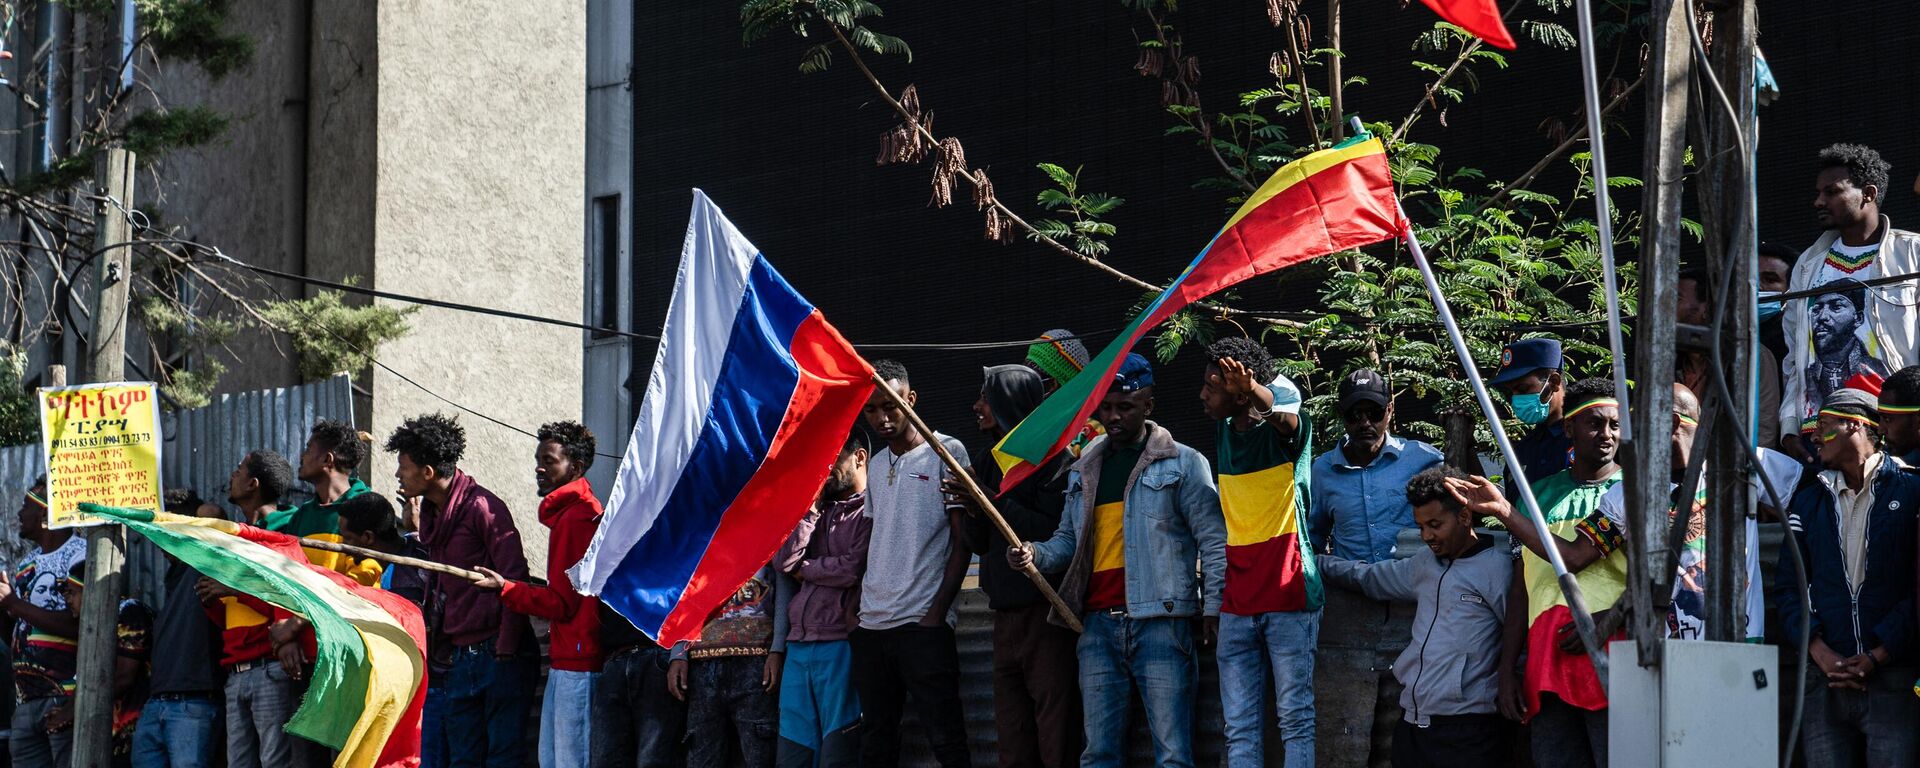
left=776, top=492, right=870, bottom=642
left=421, top=471, right=533, bottom=655
left=500, top=477, right=603, bottom=672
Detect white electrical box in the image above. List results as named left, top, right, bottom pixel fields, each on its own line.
left=1609, top=639, right=1779, bottom=767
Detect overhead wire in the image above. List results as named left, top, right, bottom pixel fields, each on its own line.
left=1680, top=4, right=1807, bottom=764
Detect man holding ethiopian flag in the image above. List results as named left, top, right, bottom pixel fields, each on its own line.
left=1004, top=134, right=1401, bottom=767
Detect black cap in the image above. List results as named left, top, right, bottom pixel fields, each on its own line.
left=1337, top=369, right=1391, bottom=413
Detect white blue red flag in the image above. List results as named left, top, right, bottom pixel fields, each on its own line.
left=569, top=190, right=873, bottom=645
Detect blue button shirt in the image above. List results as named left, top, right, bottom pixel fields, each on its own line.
left=1308, top=435, right=1446, bottom=561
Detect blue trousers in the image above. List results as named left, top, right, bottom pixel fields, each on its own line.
left=1078, top=613, right=1196, bottom=768
left=1217, top=609, right=1320, bottom=768
left=436, top=646, right=535, bottom=768
left=131, top=696, right=220, bottom=768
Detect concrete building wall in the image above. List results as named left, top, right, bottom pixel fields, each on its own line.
left=368, top=0, right=586, bottom=571
left=140, top=1, right=311, bottom=396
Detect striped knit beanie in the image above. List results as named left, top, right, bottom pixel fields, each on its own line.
left=1026, top=329, right=1090, bottom=385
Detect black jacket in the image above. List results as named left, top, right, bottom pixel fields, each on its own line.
left=1774, top=455, right=1919, bottom=660
left=962, top=365, right=1069, bottom=611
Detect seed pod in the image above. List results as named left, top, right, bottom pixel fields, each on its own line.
left=1184, top=56, right=1201, bottom=85
left=929, top=137, right=966, bottom=208
left=900, top=84, right=922, bottom=120
left=1135, top=47, right=1162, bottom=77
left=972, top=168, right=995, bottom=211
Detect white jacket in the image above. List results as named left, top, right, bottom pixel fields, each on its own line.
left=1778, top=216, right=1920, bottom=443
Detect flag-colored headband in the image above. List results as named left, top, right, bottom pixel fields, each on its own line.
left=1564, top=398, right=1621, bottom=421
left=1879, top=402, right=1920, bottom=415
left=1819, top=408, right=1879, bottom=428
left=23, top=491, right=46, bottom=509
left=1675, top=412, right=1698, bottom=426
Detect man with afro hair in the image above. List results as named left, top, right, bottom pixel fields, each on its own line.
left=1198, top=336, right=1331, bottom=767
left=1780, top=143, right=1920, bottom=462
left=386, top=413, right=535, bottom=768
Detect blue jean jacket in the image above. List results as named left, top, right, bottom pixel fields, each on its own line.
left=1031, top=422, right=1226, bottom=624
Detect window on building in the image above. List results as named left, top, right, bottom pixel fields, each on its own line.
left=589, top=195, right=622, bottom=339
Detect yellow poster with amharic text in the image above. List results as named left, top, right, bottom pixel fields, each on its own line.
left=38, top=382, right=164, bottom=528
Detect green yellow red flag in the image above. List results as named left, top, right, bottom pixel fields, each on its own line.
left=991, top=135, right=1400, bottom=490
left=82, top=504, right=425, bottom=768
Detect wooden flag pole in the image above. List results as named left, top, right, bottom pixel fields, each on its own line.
left=295, top=537, right=487, bottom=582
left=868, top=374, right=1084, bottom=633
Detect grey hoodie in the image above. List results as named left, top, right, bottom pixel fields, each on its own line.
left=1318, top=535, right=1510, bottom=725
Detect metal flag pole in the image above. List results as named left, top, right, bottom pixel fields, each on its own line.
left=868, top=373, right=1085, bottom=633
left=1397, top=201, right=1611, bottom=691
left=1572, top=0, right=1634, bottom=445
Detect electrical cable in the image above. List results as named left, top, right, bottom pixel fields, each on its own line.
left=216, top=252, right=629, bottom=461
left=191, top=246, right=1117, bottom=353
left=1681, top=4, right=1809, bottom=763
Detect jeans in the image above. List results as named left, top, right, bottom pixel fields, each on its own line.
left=225, top=664, right=298, bottom=768
left=1528, top=694, right=1606, bottom=768
left=593, top=645, right=688, bottom=767
left=1078, top=612, right=1196, bottom=768
left=10, top=695, right=74, bottom=768
left=539, top=670, right=597, bottom=768
left=849, top=624, right=970, bottom=768
left=1391, top=713, right=1509, bottom=768
left=1800, top=663, right=1920, bottom=768
left=1217, top=610, right=1319, bottom=768
left=441, top=645, right=535, bottom=768
left=778, top=640, right=861, bottom=768
left=991, top=603, right=1081, bottom=768
left=687, top=655, right=777, bottom=768
left=422, top=678, right=449, bottom=768
left=131, top=696, right=220, bottom=768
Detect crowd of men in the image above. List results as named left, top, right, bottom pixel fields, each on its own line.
left=0, top=141, right=1914, bottom=768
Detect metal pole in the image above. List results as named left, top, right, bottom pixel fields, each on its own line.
left=1571, top=0, right=1633, bottom=445
left=1398, top=204, right=1610, bottom=690
left=73, top=146, right=135, bottom=768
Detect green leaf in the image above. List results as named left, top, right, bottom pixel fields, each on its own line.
left=1037, top=162, right=1076, bottom=189
left=1035, top=188, right=1074, bottom=209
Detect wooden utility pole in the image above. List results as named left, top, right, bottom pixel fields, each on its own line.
left=1624, top=0, right=1691, bottom=666
left=1327, top=0, right=1343, bottom=142
left=1701, top=0, right=1757, bottom=643
left=72, top=146, right=134, bottom=768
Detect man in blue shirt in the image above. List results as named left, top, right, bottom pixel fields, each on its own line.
left=1309, top=369, right=1445, bottom=562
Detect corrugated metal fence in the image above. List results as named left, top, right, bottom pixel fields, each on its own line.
left=0, top=375, right=354, bottom=603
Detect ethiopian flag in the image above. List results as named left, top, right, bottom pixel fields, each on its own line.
left=83, top=503, right=426, bottom=768
left=992, top=135, right=1400, bottom=491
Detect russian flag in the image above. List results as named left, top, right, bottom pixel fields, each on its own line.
left=569, top=190, right=874, bottom=645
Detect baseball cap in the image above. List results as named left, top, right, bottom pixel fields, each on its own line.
left=1337, top=369, right=1391, bottom=413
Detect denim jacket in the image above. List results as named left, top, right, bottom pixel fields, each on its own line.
left=1030, top=422, right=1226, bottom=627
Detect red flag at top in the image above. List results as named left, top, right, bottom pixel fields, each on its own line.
left=1417, top=0, right=1516, bottom=50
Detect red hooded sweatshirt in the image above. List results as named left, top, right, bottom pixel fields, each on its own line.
left=499, top=476, right=603, bottom=672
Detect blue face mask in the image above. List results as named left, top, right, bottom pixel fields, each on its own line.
left=1510, top=392, right=1550, bottom=425
left=1758, top=291, right=1783, bottom=323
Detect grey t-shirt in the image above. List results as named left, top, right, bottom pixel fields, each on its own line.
left=859, top=434, right=970, bottom=630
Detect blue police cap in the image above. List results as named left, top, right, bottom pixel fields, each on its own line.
left=1489, top=338, right=1563, bottom=386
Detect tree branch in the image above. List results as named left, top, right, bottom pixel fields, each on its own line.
left=823, top=22, right=1300, bottom=329
left=1476, top=72, right=1645, bottom=214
